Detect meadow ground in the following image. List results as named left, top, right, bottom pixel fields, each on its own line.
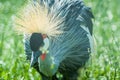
left=0, top=0, right=120, bottom=80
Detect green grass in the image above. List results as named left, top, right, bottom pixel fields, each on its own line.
left=0, top=0, right=120, bottom=80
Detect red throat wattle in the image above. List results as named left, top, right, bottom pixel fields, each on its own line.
left=40, top=53, right=46, bottom=61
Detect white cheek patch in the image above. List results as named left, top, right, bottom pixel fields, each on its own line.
left=40, top=37, right=49, bottom=53
left=43, top=38, right=50, bottom=50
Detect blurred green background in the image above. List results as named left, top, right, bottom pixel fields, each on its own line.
left=0, top=0, right=120, bottom=80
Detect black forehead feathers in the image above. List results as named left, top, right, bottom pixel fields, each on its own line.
left=30, top=33, right=44, bottom=51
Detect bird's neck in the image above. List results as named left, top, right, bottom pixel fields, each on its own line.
left=38, top=53, right=59, bottom=77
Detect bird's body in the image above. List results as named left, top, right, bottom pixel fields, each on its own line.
left=15, top=0, right=94, bottom=80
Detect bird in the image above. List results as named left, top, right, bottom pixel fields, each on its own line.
left=15, top=0, right=94, bottom=80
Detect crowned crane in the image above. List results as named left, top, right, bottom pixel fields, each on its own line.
left=15, top=0, right=94, bottom=80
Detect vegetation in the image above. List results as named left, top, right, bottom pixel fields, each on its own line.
left=0, top=0, right=120, bottom=80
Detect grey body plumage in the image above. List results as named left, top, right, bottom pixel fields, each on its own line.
left=23, top=0, right=94, bottom=79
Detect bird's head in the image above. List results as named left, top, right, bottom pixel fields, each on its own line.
left=29, top=33, right=59, bottom=76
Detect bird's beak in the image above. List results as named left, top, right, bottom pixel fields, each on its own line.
left=30, top=51, right=42, bottom=67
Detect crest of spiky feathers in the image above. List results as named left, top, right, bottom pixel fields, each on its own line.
left=14, top=1, right=63, bottom=37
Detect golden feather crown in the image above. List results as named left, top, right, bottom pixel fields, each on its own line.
left=14, top=1, right=64, bottom=37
